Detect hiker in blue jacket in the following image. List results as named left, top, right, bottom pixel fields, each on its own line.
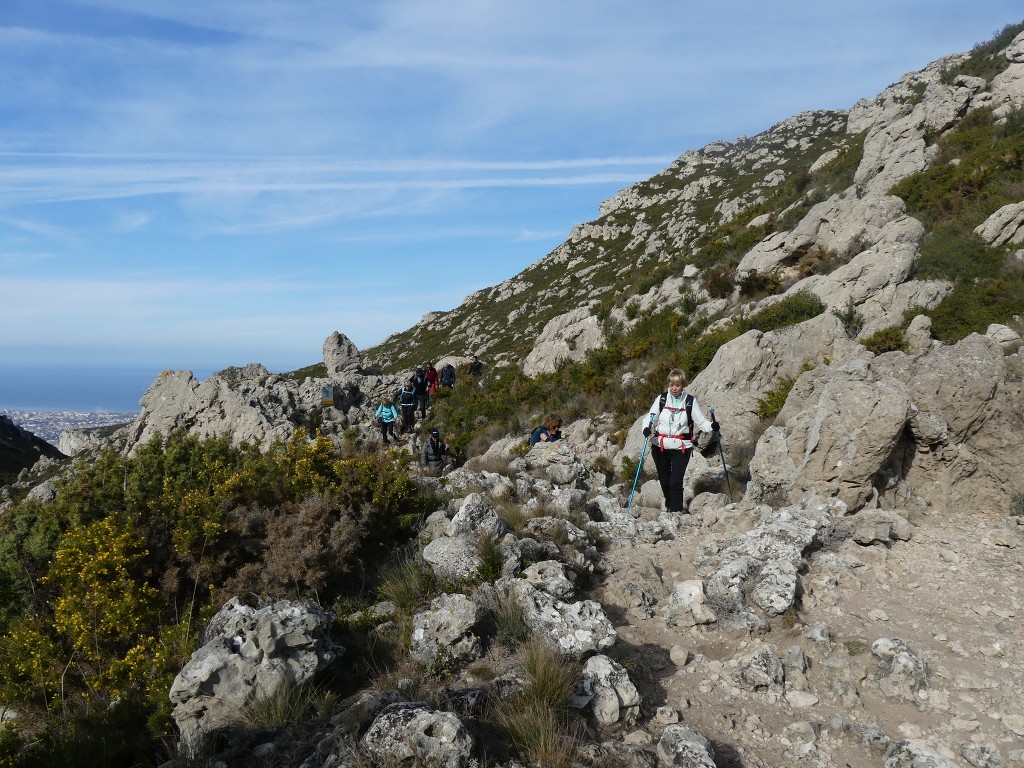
left=375, top=397, right=399, bottom=444
left=642, top=368, right=718, bottom=514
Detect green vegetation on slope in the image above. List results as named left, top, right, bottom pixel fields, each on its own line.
left=0, top=431, right=433, bottom=766
left=431, top=291, right=825, bottom=456
left=891, top=106, right=1024, bottom=341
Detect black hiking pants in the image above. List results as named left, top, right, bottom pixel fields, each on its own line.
left=651, top=446, right=691, bottom=514
left=401, top=404, right=416, bottom=431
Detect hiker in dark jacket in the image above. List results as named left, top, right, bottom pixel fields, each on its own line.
left=468, top=354, right=483, bottom=380
left=642, top=368, right=717, bottom=515
left=398, top=379, right=417, bottom=432
left=439, top=362, right=456, bottom=388
left=421, top=428, right=448, bottom=473
left=412, top=366, right=429, bottom=418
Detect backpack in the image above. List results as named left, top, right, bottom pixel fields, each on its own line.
left=440, top=364, right=456, bottom=385
left=655, top=391, right=694, bottom=443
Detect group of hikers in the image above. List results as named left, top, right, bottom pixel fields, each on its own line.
left=374, top=357, right=721, bottom=513
left=373, top=355, right=484, bottom=472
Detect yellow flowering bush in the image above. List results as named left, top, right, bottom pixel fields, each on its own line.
left=44, top=515, right=159, bottom=700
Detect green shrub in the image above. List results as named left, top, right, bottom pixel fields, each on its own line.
left=756, top=378, right=796, bottom=421
left=1011, top=493, right=1024, bottom=517
left=739, top=269, right=781, bottom=298
left=833, top=298, right=865, bottom=338
left=750, top=291, right=826, bottom=333
left=861, top=326, right=909, bottom=355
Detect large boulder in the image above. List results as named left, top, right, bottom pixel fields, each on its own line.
left=169, top=598, right=339, bottom=748
left=746, top=358, right=914, bottom=511
left=323, top=330, right=362, bottom=377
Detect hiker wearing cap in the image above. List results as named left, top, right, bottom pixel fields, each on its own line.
left=375, top=397, right=399, bottom=444
left=642, top=368, right=718, bottom=515
left=421, top=428, right=448, bottom=473
left=529, top=413, right=563, bottom=446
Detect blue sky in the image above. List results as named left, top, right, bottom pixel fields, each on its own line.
left=2, top=1, right=1022, bottom=375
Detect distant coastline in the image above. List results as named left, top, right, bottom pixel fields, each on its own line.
left=2, top=409, right=138, bottom=444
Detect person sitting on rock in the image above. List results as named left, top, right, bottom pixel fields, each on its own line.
left=529, top=413, right=563, bottom=447
left=375, top=397, right=399, bottom=444
left=421, top=428, right=448, bottom=473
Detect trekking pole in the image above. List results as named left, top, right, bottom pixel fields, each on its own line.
left=709, top=408, right=733, bottom=497
left=627, top=415, right=655, bottom=514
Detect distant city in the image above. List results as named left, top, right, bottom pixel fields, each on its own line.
left=2, top=410, right=137, bottom=444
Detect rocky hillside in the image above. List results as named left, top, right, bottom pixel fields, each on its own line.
left=366, top=24, right=1024, bottom=381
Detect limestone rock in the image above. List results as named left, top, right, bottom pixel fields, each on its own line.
left=504, top=578, right=616, bottom=657
left=521, top=305, right=604, bottom=375
left=169, top=598, right=338, bottom=748
left=410, top=593, right=482, bottom=664
left=975, top=202, right=1024, bottom=247
left=323, top=331, right=362, bottom=377
left=885, top=739, right=958, bottom=768
left=361, top=701, right=474, bottom=768
left=872, top=637, right=929, bottom=703
left=656, top=724, right=717, bottom=768
left=522, top=560, right=577, bottom=599
left=422, top=536, right=481, bottom=583
left=574, top=654, right=641, bottom=726
left=665, top=580, right=718, bottom=628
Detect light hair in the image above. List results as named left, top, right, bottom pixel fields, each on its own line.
left=667, top=368, right=687, bottom=386
left=543, top=413, right=563, bottom=431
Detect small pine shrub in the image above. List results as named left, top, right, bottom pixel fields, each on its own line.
left=833, top=298, right=865, bottom=338
left=1011, top=493, right=1024, bottom=517
left=756, top=377, right=796, bottom=421
left=739, top=269, right=780, bottom=298
left=861, top=326, right=908, bottom=355
left=704, top=264, right=736, bottom=299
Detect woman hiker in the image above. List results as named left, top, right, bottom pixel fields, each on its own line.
left=375, top=397, right=399, bottom=444
left=642, top=368, right=719, bottom=515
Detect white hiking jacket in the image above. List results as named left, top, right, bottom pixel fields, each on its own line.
left=647, top=391, right=713, bottom=451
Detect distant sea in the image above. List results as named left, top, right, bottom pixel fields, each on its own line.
left=0, top=364, right=167, bottom=412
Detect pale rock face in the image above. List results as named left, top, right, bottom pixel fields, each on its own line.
left=974, top=201, right=1024, bottom=246
left=991, top=62, right=1024, bottom=119
left=409, top=593, right=482, bottom=664
left=753, top=359, right=915, bottom=510
left=323, top=330, right=362, bottom=377
left=657, top=724, right=717, bottom=768
left=786, top=242, right=951, bottom=337
left=503, top=578, right=617, bottom=657
left=521, top=305, right=604, bottom=375
left=169, top=598, right=339, bottom=749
